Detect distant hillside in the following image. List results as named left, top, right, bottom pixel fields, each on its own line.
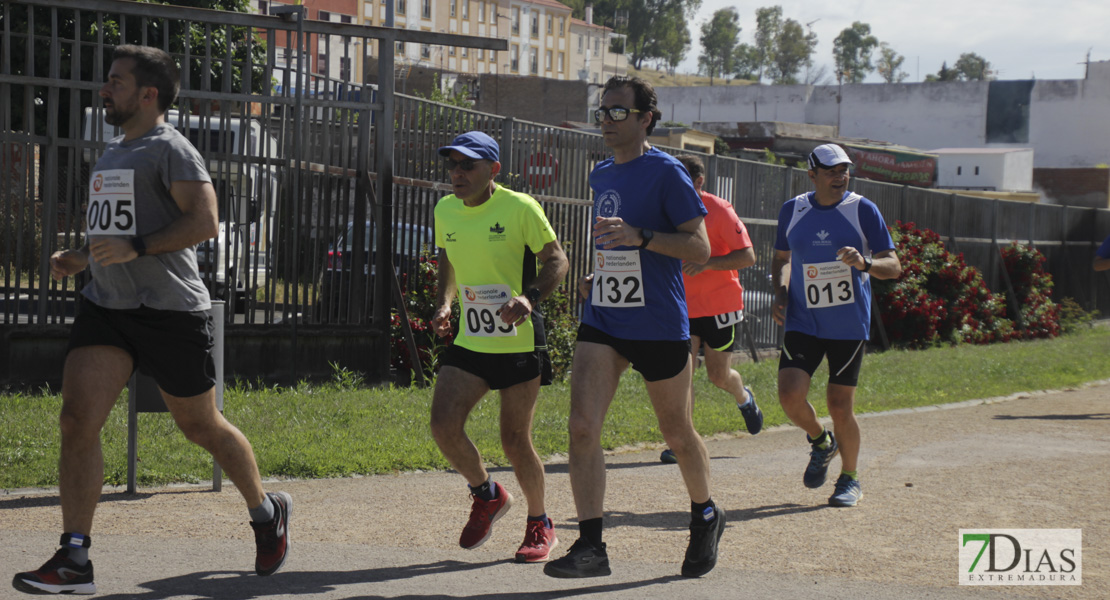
left=632, top=67, right=757, bottom=88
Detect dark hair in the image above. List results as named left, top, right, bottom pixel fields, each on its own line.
left=112, top=45, right=180, bottom=112
left=675, top=154, right=705, bottom=180
left=602, top=75, right=663, bottom=135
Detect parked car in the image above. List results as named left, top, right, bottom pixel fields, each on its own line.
left=316, top=221, right=435, bottom=321
left=196, top=221, right=270, bottom=307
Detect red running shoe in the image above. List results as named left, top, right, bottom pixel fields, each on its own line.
left=12, top=548, right=95, bottom=595
left=250, top=491, right=292, bottom=576
left=459, top=482, right=513, bottom=549
left=515, top=519, right=559, bottom=563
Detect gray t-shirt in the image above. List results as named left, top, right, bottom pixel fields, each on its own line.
left=83, top=122, right=213, bottom=311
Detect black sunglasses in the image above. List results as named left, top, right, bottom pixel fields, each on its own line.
left=594, top=106, right=642, bottom=124
left=445, top=158, right=485, bottom=172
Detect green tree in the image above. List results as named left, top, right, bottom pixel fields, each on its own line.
left=583, top=0, right=701, bottom=71
left=832, top=21, right=879, bottom=84
left=768, top=18, right=816, bottom=84
left=876, top=42, right=908, bottom=83
left=954, top=52, right=992, bottom=81
left=925, top=61, right=960, bottom=82
left=698, top=8, right=740, bottom=84
left=753, top=5, right=783, bottom=82
left=732, top=42, right=761, bottom=80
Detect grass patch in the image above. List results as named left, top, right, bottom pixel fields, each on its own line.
left=2, top=326, right=1109, bottom=489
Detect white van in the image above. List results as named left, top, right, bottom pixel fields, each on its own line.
left=82, top=107, right=280, bottom=304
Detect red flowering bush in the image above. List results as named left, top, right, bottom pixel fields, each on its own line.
left=874, top=221, right=1015, bottom=348
left=391, top=250, right=456, bottom=374
left=1000, top=243, right=1060, bottom=339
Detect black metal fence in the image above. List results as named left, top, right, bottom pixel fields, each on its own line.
left=2, top=0, right=1109, bottom=385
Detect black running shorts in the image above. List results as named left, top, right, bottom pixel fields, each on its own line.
left=778, top=331, right=865, bottom=387
left=67, top=300, right=217, bottom=397
left=688, top=315, right=737, bottom=352
left=440, top=344, right=552, bottom=390
left=576, top=323, right=690, bottom=382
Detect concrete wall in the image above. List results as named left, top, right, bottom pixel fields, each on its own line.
left=936, top=150, right=1034, bottom=191
left=656, top=61, right=1110, bottom=169
left=475, top=73, right=588, bottom=126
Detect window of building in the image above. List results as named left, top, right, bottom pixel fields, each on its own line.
left=545, top=49, right=552, bottom=71
left=577, top=35, right=583, bottom=54
left=421, top=44, right=431, bottom=59
left=341, top=14, right=352, bottom=23
left=450, top=0, right=456, bottom=17
left=462, top=0, right=469, bottom=19
left=558, top=51, right=564, bottom=72
left=957, top=166, right=963, bottom=175
left=558, top=17, right=565, bottom=36
left=975, top=166, right=980, bottom=175
left=531, top=14, right=539, bottom=37
left=449, top=46, right=456, bottom=55
left=546, top=15, right=553, bottom=35
left=396, top=41, right=405, bottom=54
left=318, top=10, right=331, bottom=21
left=478, top=1, right=485, bottom=22
left=511, top=44, right=519, bottom=71
left=490, top=4, right=496, bottom=23
left=257, top=1, right=269, bottom=15
left=422, top=0, right=431, bottom=19
left=477, top=48, right=484, bottom=60
left=462, top=47, right=468, bottom=57
left=511, top=8, right=520, bottom=34
left=397, top=0, right=406, bottom=15
left=530, top=48, right=538, bottom=74
left=317, top=52, right=327, bottom=73
left=595, top=38, right=600, bottom=54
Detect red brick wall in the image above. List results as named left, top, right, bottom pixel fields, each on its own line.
left=1033, top=168, right=1110, bottom=208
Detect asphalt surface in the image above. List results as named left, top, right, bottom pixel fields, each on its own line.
left=2, top=382, right=1107, bottom=600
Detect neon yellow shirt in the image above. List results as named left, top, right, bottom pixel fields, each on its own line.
left=434, top=185, right=557, bottom=353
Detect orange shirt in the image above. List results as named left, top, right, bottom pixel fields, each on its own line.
left=683, top=191, right=752, bottom=318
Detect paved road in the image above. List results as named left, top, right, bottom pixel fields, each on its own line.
left=2, top=383, right=1107, bottom=599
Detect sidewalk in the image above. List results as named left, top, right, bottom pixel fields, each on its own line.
left=2, top=384, right=1107, bottom=599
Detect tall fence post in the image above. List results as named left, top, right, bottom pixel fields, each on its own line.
left=500, top=117, right=515, bottom=175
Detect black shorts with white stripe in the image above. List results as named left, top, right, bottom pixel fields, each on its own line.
left=778, top=331, right=865, bottom=387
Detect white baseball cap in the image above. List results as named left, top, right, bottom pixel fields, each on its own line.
left=808, top=144, right=853, bottom=170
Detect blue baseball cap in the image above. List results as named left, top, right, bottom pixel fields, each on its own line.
left=438, top=131, right=499, bottom=162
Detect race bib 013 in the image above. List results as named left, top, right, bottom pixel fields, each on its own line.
left=803, top=260, right=854, bottom=309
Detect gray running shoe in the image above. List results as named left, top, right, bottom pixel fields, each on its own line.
left=682, top=505, right=726, bottom=578
left=737, top=387, right=763, bottom=435
left=828, top=474, right=863, bottom=507
left=543, top=537, right=611, bottom=578
left=803, top=432, right=839, bottom=489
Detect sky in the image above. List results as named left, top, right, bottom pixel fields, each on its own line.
left=677, top=0, right=1109, bottom=83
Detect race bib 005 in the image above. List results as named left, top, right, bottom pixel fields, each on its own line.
left=87, top=169, right=137, bottom=236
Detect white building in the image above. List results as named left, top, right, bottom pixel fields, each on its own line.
left=656, top=61, right=1110, bottom=169
left=931, top=148, right=1034, bottom=192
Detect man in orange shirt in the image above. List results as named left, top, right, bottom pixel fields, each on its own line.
left=660, top=154, right=762, bottom=463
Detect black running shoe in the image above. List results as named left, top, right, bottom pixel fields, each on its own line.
left=251, top=491, right=292, bottom=576
left=803, top=432, right=839, bottom=489
left=543, top=537, right=611, bottom=578
left=738, top=387, right=764, bottom=435
left=12, top=548, right=95, bottom=595
left=682, top=505, right=726, bottom=578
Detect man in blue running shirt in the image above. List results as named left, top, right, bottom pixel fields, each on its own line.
left=544, top=76, right=725, bottom=580
left=1094, top=234, right=1110, bottom=271
left=770, top=144, right=902, bottom=508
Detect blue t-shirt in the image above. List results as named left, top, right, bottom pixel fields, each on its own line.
left=1097, top=235, right=1110, bottom=259
left=774, top=191, right=895, bottom=340
left=581, top=148, right=707, bottom=341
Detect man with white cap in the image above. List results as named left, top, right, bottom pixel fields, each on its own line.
left=429, top=131, right=568, bottom=562
left=770, top=143, right=902, bottom=507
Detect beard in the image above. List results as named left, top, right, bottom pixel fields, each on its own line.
left=104, top=102, right=138, bottom=127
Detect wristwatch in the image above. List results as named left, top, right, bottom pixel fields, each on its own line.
left=131, top=236, right=147, bottom=257
left=524, top=287, right=542, bottom=305
left=639, top=228, right=654, bottom=249
left=862, top=255, right=873, bottom=272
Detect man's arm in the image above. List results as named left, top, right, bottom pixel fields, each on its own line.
left=498, top=239, right=569, bottom=326
left=682, top=247, right=756, bottom=277
left=593, top=215, right=711, bottom=263
left=88, top=180, right=219, bottom=266
left=432, top=247, right=457, bottom=337
left=836, top=246, right=903, bottom=280
left=770, top=249, right=791, bottom=326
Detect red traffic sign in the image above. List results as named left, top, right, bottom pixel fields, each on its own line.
left=525, top=152, right=559, bottom=189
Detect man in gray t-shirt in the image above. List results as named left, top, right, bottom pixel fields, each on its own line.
left=12, top=46, right=291, bottom=597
